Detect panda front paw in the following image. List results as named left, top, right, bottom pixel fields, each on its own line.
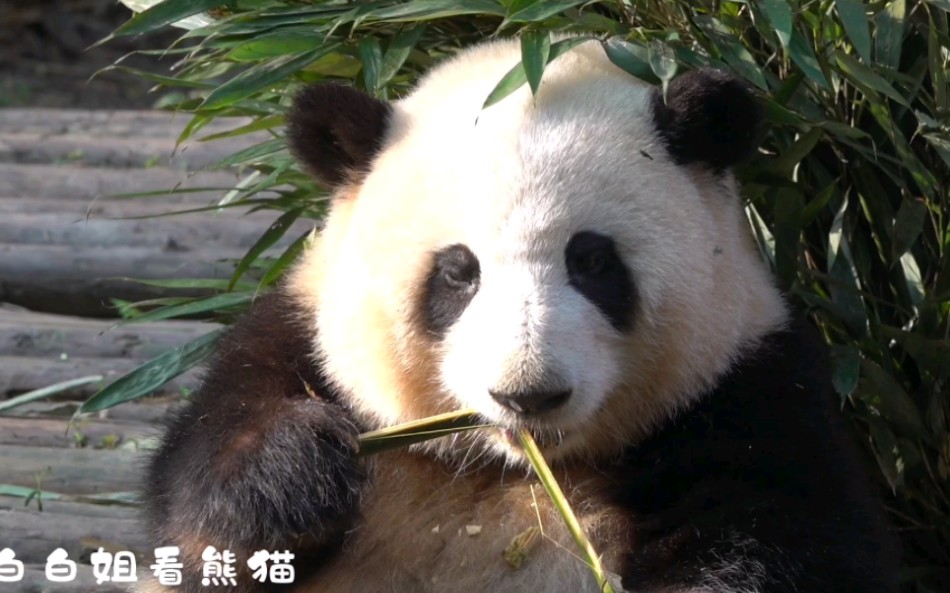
left=147, top=397, right=365, bottom=554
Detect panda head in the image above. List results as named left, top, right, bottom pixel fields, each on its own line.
left=287, top=40, right=787, bottom=463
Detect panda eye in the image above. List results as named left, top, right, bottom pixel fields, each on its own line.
left=565, top=232, right=615, bottom=278
left=421, top=244, right=481, bottom=337
left=570, top=250, right=608, bottom=276
left=565, top=231, right=637, bottom=332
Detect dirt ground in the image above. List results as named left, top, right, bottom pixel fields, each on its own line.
left=0, top=0, right=180, bottom=109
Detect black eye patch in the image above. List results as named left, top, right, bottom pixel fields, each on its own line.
left=565, top=231, right=636, bottom=332
left=420, top=244, right=480, bottom=337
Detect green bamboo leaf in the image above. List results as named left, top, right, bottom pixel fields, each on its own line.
left=874, top=0, right=905, bottom=69
left=229, top=208, right=304, bottom=290
left=228, top=30, right=321, bottom=62
left=367, top=1, right=506, bottom=23
left=694, top=16, right=766, bottom=89
left=648, top=41, right=677, bottom=88
left=378, top=26, right=426, bottom=88
left=891, top=197, right=927, bottom=260
left=788, top=29, right=831, bottom=90
left=212, top=138, right=287, bottom=169
left=521, top=30, right=551, bottom=96
left=770, top=127, right=823, bottom=174
left=199, top=115, right=285, bottom=142
left=601, top=38, right=660, bottom=84
left=800, top=180, right=839, bottom=225
left=827, top=195, right=868, bottom=334
left=835, top=0, right=872, bottom=63
left=122, top=292, right=254, bottom=324
left=118, top=278, right=256, bottom=291
left=359, top=38, right=383, bottom=93
left=114, top=0, right=225, bottom=36
left=923, top=133, right=950, bottom=168
left=257, top=230, right=316, bottom=289
left=202, top=47, right=336, bottom=109
left=879, top=327, right=950, bottom=380
left=858, top=359, right=928, bottom=438
left=833, top=50, right=911, bottom=108
left=830, top=345, right=861, bottom=400
left=0, top=376, right=104, bottom=413
left=761, top=0, right=793, bottom=49
left=0, top=484, right=63, bottom=501
left=505, top=0, right=586, bottom=23
left=482, top=37, right=592, bottom=108
left=79, top=329, right=224, bottom=413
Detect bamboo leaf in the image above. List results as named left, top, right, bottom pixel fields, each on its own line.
left=482, top=37, right=591, bottom=108
left=202, top=47, right=336, bottom=109
left=835, top=0, right=872, bottom=63
left=601, top=38, right=660, bottom=84
left=257, top=229, right=316, bottom=289
left=521, top=30, right=551, bottom=96
left=874, top=0, right=906, bottom=69
left=121, top=292, right=254, bottom=324
left=359, top=38, right=383, bottom=93
left=505, top=0, right=586, bottom=23
left=761, top=0, right=793, bottom=49
left=833, top=50, right=911, bottom=108
left=891, top=196, right=927, bottom=260
left=115, top=0, right=225, bottom=36
left=229, top=208, right=304, bottom=290
left=378, top=25, right=426, bottom=88
left=788, top=29, right=831, bottom=90
left=80, top=329, right=224, bottom=413
left=0, top=376, right=104, bottom=413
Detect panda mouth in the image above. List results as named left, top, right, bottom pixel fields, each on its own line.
left=500, top=427, right=566, bottom=450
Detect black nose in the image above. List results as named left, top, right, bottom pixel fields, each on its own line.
left=489, top=388, right=572, bottom=415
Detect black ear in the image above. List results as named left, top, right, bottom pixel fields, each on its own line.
left=288, top=83, right=392, bottom=187
left=652, top=69, right=761, bottom=172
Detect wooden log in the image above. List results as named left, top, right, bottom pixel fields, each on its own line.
left=0, top=244, right=244, bottom=317
left=0, top=505, right=147, bottom=564
left=0, top=211, right=309, bottom=249
left=0, top=132, right=260, bottom=170
left=0, top=416, right=157, bottom=449
left=0, top=445, right=141, bottom=494
left=10, top=400, right=175, bottom=426
left=0, top=355, right=200, bottom=399
left=0, top=108, right=252, bottom=139
left=0, top=309, right=219, bottom=359
left=0, top=163, right=241, bottom=202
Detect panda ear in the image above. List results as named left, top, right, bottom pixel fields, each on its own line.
left=288, top=83, right=392, bottom=188
left=651, top=69, right=761, bottom=172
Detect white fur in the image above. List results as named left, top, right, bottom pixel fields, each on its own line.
left=294, top=39, right=787, bottom=462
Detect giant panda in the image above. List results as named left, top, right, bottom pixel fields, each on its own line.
left=141, top=39, right=899, bottom=593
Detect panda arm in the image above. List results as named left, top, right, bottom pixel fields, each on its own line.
left=619, top=320, right=898, bottom=593
left=142, top=288, right=363, bottom=591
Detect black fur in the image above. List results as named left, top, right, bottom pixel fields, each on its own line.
left=614, top=316, right=899, bottom=592
left=565, top=231, right=636, bottom=332
left=143, top=290, right=364, bottom=593
left=420, top=244, right=481, bottom=337
left=652, top=69, right=761, bottom=172
left=287, top=84, right=391, bottom=187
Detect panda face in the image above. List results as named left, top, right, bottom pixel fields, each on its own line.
left=289, top=40, right=787, bottom=463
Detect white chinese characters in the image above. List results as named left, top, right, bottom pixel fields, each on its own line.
left=0, top=546, right=296, bottom=586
